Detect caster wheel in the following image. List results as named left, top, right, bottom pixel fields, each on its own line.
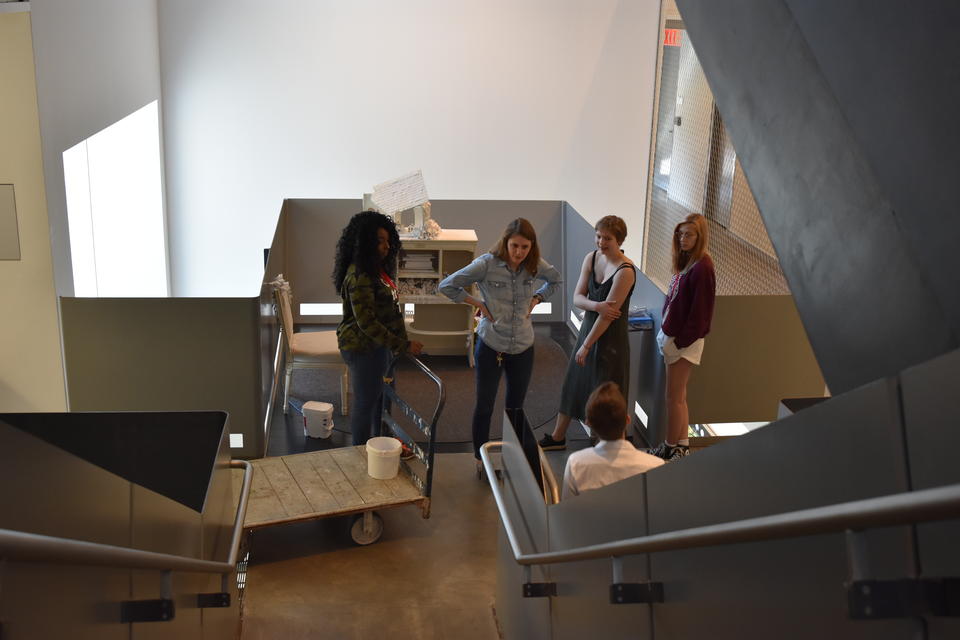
left=350, top=512, right=383, bottom=545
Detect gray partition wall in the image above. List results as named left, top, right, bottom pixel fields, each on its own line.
left=547, top=473, right=654, bottom=639
left=61, top=297, right=263, bottom=458
left=900, top=348, right=960, bottom=639
left=0, top=411, right=238, bottom=638
left=277, top=199, right=566, bottom=325
left=259, top=202, right=289, bottom=448
left=645, top=377, right=915, bottom=639
left=497, top=414, right=551, bottom=640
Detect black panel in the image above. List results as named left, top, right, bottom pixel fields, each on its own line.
left=675, top=0, right=957, bottom=394
left=505, top=409, right=543, bottom=495
left=496, top=412, right=551, bottom=639
left=646, top=377, right=914, bottom=638
left=0, top=411, right=227, bottom=513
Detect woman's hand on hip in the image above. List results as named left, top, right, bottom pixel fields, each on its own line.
left=595, top=300, right=621, bottom=321
left=407, top=340, right=424, bottom=355
left=475, top=301, right=494, bottom=322
left=526, top=297, right=541, bottom=318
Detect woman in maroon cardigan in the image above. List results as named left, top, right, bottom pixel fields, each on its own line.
left=648, top=213, right=716, bottom=462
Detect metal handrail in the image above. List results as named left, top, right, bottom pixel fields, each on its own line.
left=0, top=459, right=253, bottom=575
left=262, top=331, right=284, bottom=455
left=480, top=442, right=960, bottom=567
left=537, top=446, right=561, bottom=505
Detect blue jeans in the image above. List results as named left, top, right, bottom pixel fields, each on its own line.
left=341, top=346, right=392, bottom=446
left=472, top=339, right=534, bottom=459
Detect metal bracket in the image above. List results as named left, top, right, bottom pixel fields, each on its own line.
left=120, top=599, right=175, bottom=623
left=523, top=582, right=557, bottom=598
left=522, top=565, right=555, bottom=598
left=197, top=592, right=231, bottom=608
left=847, top=578, right=960, bottom=619
left=610, top=582, right=665, bottom=605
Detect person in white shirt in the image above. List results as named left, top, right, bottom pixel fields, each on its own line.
left=561, top=382, right=664, bottom=499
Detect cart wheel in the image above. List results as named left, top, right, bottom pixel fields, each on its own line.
left=350, top=512, right=383, bottom=545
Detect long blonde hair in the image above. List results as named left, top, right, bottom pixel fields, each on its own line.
left=490, top=218, right=540, bottom=275
left=672, top=213, right=709, bottom=273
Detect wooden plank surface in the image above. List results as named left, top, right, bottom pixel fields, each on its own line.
left=243, top=445, right=423, bottom=528
left=328, top=447, right=398, bottom=503
left=282, top=453, right=341, bottom=513
left=306, top=449, right=365, bottom=509
left=245, top=464, right=289, bottom=524
left=258, top=457, right=312, bottom=517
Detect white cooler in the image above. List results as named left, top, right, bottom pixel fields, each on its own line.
left=303, top=401, right=334, bottom=438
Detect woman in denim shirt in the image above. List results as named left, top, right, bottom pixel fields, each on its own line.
left=439, top=218, right=561, bottom=472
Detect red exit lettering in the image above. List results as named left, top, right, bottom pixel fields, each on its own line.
left=664, top=28, right=681, bottom=47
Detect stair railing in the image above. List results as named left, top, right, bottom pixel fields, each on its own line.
left=481, top=441, right=960, bottom=615
left=0, top=459, right=253, bottom=622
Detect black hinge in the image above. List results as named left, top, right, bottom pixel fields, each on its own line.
left=610, top=582, right=665, bottom=605
left=523, top=582, right=557, bottom=598
left=197, top=592, right=231, bottom=608
left=120, top=598, right=175, bottom=623
left=848, top=578, right=960, bottom=619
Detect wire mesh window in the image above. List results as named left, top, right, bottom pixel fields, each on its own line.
left=642, top=7, right=790, bottom=296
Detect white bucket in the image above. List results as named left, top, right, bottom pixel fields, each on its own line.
left=366, top=436, right=402, bottom=480
left=303, top=401, right=334, bottom=438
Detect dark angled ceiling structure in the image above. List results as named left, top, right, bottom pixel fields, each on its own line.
left=675, top=0, right=960, bottom=394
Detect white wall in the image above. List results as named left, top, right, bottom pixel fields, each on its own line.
left=30, top=0, right=162, bottom=296
left=0, top=10, right=67, bottom=411
left=158, top=0, right=661, bottom=296
left=555, top=0, right=661, bottom=262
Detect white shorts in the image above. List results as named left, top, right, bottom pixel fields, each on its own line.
left=657, top=329, right=705, bottom=366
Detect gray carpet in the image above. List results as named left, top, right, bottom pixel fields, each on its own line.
left=288, top=333, right=568, bottom=444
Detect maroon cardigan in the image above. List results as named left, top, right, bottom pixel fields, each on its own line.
left=661, top=255, right=716, bottom=349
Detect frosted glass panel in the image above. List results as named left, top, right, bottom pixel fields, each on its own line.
left=63, top=101, right=168, bottom=296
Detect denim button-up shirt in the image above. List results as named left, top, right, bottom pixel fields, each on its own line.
left=439, top=253, right=561, bottom=354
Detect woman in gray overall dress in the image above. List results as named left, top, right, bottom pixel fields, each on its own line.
left=540, top=215, right=636, bottom=450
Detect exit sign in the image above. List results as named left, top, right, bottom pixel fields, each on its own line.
left=664, top=28, right=681, bottom=47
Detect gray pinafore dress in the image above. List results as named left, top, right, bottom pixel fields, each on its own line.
left=558, top=251, right=636, bottom=421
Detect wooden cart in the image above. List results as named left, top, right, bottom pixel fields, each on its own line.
left=243, top=355, right=444, bottom=544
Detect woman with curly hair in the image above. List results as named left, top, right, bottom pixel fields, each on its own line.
left=334, top=211, right=423, bottom=445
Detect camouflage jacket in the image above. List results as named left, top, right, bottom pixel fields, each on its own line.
left=336, top=264, right=409, bottom=354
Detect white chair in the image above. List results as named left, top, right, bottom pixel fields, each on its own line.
left=270, top=275, right=348, bottom=415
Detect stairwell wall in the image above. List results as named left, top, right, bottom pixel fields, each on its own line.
left=0, top=9, right=67, bottom=412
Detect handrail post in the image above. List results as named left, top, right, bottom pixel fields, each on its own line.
left=161, top=570, right=172, bottom=600
left=845, top=529, right=870, bottom=582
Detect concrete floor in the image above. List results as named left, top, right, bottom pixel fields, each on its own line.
left=239, top=452, right=502, bottom=639
left=238, top=323, right=598, bottom=639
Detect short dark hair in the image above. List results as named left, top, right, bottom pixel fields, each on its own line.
left=586, top=382, right=628, bottom=441
left=595, top=215, right=627, bottom=244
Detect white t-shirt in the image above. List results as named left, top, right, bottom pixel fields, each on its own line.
left=562, top=439, right=665, bottom=499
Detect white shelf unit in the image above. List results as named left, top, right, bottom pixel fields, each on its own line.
left=398, top=229, right=478, bottom=365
